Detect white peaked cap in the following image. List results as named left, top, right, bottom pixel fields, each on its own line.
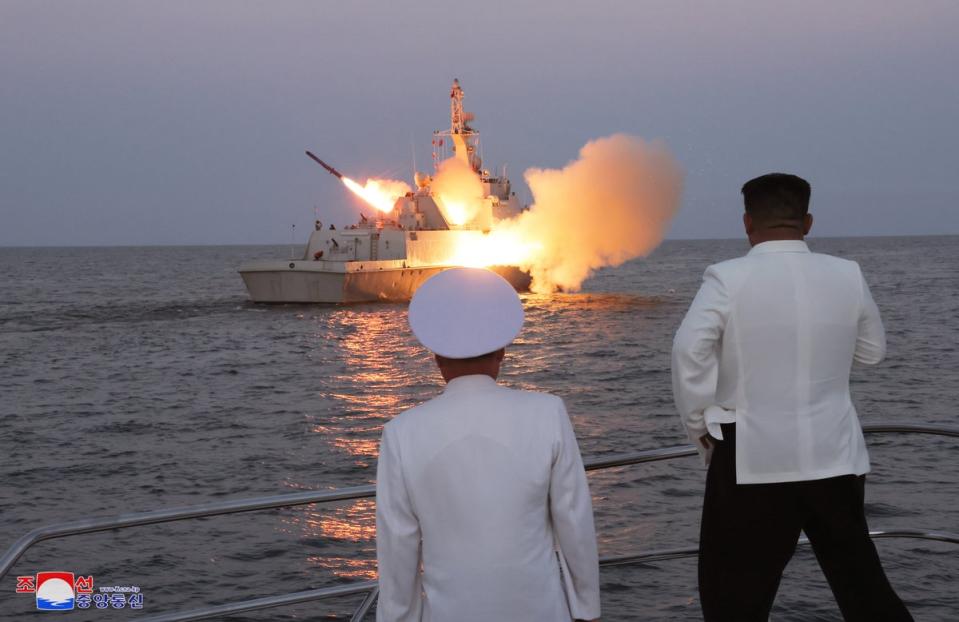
left=408, top=267, right=524, bottom=359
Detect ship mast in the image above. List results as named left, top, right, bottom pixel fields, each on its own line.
left=450, top=79, right=469, bottom=134
left=434, top=79, right=482, bottom=175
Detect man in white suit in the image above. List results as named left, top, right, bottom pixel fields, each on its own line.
left=672, top=173, right=912, bottom=621
left=376, top=267, right=601, bottom=622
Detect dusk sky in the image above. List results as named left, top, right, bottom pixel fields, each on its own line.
left=2, top=1, right=957, bottom=246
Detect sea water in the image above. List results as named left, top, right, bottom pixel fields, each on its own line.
left=1, top=236, right=956, bottom=620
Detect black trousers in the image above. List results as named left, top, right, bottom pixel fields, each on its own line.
left=699, top=423, right=912, bottom=621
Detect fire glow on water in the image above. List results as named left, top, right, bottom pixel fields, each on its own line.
left=341, top=134, right=684, bottom=293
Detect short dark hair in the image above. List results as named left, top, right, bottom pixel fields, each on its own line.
left=741, top=173, right=811, bottom=228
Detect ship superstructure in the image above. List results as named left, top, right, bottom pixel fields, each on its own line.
left=238, top=79, right=528, bottom=303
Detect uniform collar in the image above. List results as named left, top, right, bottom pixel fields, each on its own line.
left=442, top=374, right=499, bottom=394
left=747, top=240, right=810, bottom=255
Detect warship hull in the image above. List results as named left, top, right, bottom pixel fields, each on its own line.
left=239, top=260, right=530, bottom=304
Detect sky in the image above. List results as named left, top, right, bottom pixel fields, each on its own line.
left=1, top=0, right=958, bottom=246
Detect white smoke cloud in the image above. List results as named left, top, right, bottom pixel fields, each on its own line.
left=502, top=134, right=683, bottom=292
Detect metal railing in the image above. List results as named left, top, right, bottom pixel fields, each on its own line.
left=2, top=423, right=957, bottom=621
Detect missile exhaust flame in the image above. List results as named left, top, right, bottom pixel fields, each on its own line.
left=341, top=177, right=410, bottom=214
left=305, top=151, right=410, bottom=214
left=430, top=157, right=484, bottom=227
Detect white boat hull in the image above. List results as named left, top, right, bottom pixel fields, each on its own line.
left=238, top=260, right=530, bottom=304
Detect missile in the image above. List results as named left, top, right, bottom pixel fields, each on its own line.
left=305, top=151, right=343, bottom=179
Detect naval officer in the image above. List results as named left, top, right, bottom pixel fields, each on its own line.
left=375, top=268, right=601, bottom=622
left=672, top=173, right=912, bottom=620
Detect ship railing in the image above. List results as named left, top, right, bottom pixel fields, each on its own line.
left=1, top=423, right=957, bottom=621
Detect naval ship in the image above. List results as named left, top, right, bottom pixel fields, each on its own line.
left=238, top=79, right=530, bottom=303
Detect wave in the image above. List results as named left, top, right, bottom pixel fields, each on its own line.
left=0, top=298, right=248, bottom=334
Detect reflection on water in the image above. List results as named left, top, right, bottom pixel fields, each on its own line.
left=328, top=391, right=402, bottom=412
left=332, top=307, right=423, bottom=389
left=279, top=498, right=378, bottom=580
left=333, top=436, right=381, bottom=459
left=278, top=291, right=679, bottom=585
left=287, top=500, right=376, bottom=543
left=313, top=423, right=381, bottom=460
left=307, top=553, right=377, bottom=581
left=286, top=308, right=424, bottom=581
left=311, top=307, right=427, bottom=466
left=282, top=293, right=674, bottom=582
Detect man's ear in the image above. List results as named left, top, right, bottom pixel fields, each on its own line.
left=804, top=213, right=813, bottom=235
left=743, top=212, right=753, bottom=235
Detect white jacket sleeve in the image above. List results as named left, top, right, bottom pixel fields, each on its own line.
left=854, top=267, right=886, bottom=365
left=375, top=424, right=423, bottom=622
left=549, top=398, right=601, bottom=621
left=672, top=266, right=729, bottom=450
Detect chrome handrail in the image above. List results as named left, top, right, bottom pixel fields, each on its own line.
left=860, top=422, right=959, bottom=438
left=0, top=485, right=376, bottom=582
left=2, top=422, right=956, bottom=620
left=598, top=528, right=959, bottom=568
left=350, top=586, right=380, bottom=622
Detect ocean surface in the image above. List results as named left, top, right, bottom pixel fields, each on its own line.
left=1, top=236, right=956, bottom=621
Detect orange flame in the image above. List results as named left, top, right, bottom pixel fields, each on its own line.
left=445, top=229, right=541, bottom=269
left=342, top=177, right=410, bottom=213
left=431, top=157, right=484, bottom=226
left=436, top=199, right=471, bottom=226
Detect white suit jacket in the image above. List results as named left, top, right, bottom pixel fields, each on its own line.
left=375, top=374, right=600, bottom=622
left=672, top=240, right=886, bottom=484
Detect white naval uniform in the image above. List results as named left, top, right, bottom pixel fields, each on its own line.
left=672, top=240, right=886, bottom=484
left=375, top=374, right=601, bottom=622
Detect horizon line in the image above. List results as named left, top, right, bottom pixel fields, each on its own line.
left=1, top=233, right=958, bottom=250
